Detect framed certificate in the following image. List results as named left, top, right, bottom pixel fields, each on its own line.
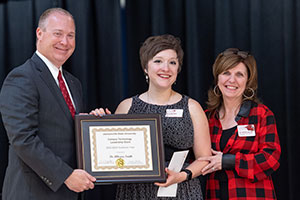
left=75, top=114, right=166, bottom=184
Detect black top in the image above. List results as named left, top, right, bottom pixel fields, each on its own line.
left=220, top=126, right=237, bottom=151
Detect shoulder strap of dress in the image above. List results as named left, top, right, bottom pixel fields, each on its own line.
left=182, top=95, right=189, bottom=105
left=130, top=95, right=140, bottom=105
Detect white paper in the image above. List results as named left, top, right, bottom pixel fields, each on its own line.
left=89, top=125, right=153, bottom=172
left=157, top=150, right=189, bottom=197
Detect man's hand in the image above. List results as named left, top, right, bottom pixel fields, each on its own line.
left=64, top=169, right=96, bottom=193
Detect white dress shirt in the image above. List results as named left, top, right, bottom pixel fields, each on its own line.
left=36, top=50, right=76, bottom=109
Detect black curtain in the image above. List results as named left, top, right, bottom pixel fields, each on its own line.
left=1, top=0, right=299, bottom=199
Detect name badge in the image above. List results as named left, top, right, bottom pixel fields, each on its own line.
left=165, top=109, right=183, bottom=118
left=237, top=124, right=256, bottom=137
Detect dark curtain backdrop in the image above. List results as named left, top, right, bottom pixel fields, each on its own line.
left=0, top=0, right=299, bottom=199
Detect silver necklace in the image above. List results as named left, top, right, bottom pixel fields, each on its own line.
left=147, top=90, right=173, bottom=105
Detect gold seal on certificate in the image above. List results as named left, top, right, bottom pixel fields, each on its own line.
left=75, top=114, right=166, bottom=184
left=116, top=158, right=124, bottom=168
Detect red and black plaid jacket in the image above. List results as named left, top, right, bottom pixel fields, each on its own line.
left=205, top=101, right=281, bottom=200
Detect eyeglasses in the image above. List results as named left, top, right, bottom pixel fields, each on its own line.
left=221, top=48, right=249, bottom=59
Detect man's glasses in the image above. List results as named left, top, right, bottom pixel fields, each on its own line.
left=221, top=48, right=249, bottom=59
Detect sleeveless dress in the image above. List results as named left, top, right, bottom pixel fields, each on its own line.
left=115, top=95, right=203, bottom=200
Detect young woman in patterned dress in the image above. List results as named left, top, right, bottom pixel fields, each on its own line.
left=92, top=34, right=211, bottom=199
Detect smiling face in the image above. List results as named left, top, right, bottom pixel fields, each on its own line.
left=36, top=12, right=75, bottom=68
left=145, top=49, right=179, bottom=89
left=217, top=62, right=248, bottom=101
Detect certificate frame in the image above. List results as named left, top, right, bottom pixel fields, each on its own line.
left=75, top=114, right=166, bottom=184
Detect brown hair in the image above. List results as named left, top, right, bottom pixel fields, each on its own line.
left=139, top=34, right=184, bottom=73
left=207, top=48, right=259, bottom=112
left=38, top=8, right=75, bottom=31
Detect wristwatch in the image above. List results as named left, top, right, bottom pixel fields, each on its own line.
left=180, top=168, right=192, bottom=181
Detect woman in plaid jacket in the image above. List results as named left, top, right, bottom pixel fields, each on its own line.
left=198, top=48, right=281, bottom=199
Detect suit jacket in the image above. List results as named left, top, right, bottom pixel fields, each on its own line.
left=0, top=53, right=83, bottom=200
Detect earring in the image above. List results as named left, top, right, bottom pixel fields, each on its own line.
left=243, top=87, right=255, bottom=99
left=145, top=74, right=149, bottom=84
left=213, top=85, right=221, bottom=97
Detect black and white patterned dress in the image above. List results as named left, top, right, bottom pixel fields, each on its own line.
left=115, top=95, right=203, bottom=200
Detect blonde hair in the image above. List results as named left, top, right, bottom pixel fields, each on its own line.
left=207, top=48, right=260, bottom=112
left=38, top=8, right=74, bottom=31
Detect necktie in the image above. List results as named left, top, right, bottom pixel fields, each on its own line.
left=57, top=70, right=75, bottom=118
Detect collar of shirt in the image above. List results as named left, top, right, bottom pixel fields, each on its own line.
left=234, top=100, right=252, bottom=122
left=35, top=51, right=76, bottom=109
left=36, top=50, right=61, bottom=86
left=211, top=100, right=252, bottom=121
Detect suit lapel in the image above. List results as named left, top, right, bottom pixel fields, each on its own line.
left=31, top=53, right=74, bottom=124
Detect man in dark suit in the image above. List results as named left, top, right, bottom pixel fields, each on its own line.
left=0, top=8, right=95, bottom=200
